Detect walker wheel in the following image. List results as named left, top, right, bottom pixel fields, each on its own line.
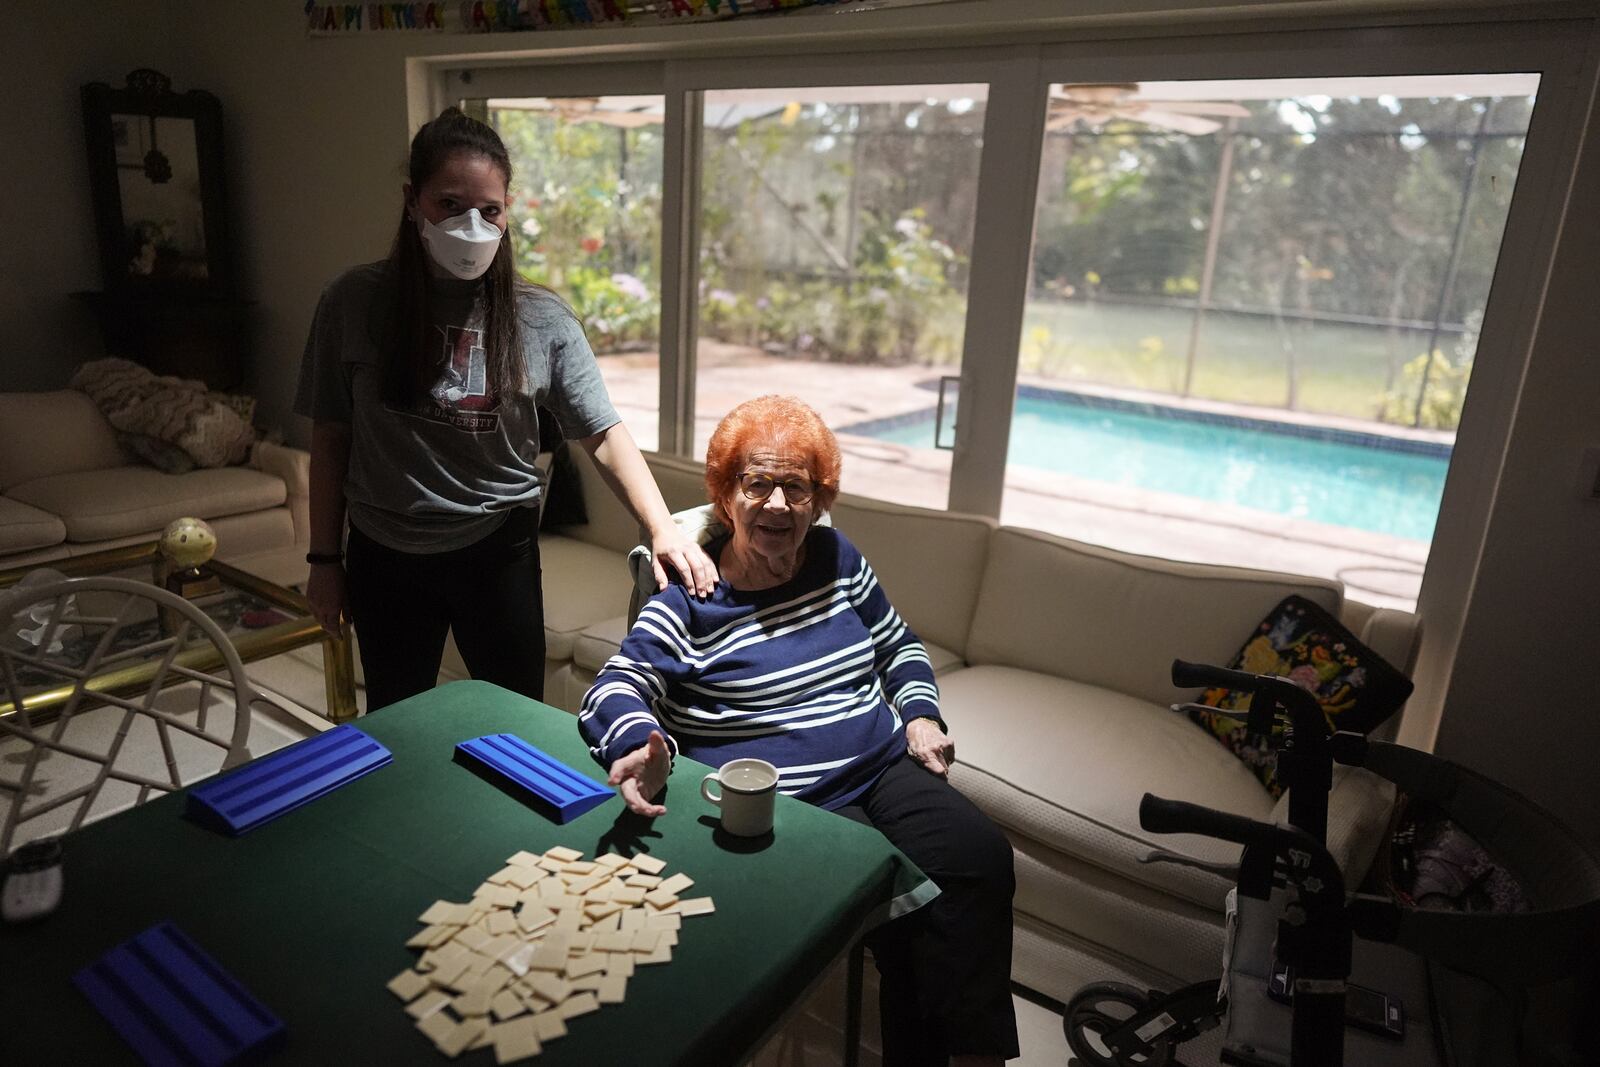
left=1063, top=982, right=1175, bottom=1067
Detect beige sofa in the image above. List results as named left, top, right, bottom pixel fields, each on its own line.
left=536, top=447, right=1420, bottom=1001
left=0, top=390, right=310, bottom=583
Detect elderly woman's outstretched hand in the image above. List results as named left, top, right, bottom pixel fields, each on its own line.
left=608, top=730, right=672, bottom=817
left=906, top=718, right=955, bottom=778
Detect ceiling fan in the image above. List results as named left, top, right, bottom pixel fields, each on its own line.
left=1046, top=83, right=1250, bottom=135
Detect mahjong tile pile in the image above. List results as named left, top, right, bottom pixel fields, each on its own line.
left=390, top=847, right=715, bottom=1062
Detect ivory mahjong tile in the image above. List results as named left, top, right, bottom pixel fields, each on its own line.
left=595, top=930, right=635, bottom=953
left=597, top=973, right=627, bottom=1005
left=505, top=867, right=546, bottom=891
left=405, top=989, right=452, bottom=1020
left=555, top=992, right=599, bottom=1020
left=638, top=942, right=673, bottom=966
left=628, top=853, right=666, bottom=875
left=420, top=900, right=473, bottom=925
left=485, top=865, right=520, bottom=886
left=491, top=989, right=528, bottom=1022
left=517, top=904, right=557, bottom=934
left=642, top=888, right=679, bottom=910
left=675, top=896, right=716, bottom=918
left=564, top=953, right=607, bottom=979
left=439, top=1017, right=488, bottom=1059
left=530, top=1010, right=568, bottom=1042
left=610, top=886, right=647, bottom=906
left=405, top=924, right=449, bottom=949
left=387, top=969, right=430, bottom=1002
left=527, top=932, right=571, bottom=971
left=416, top=1009, right=457, bottom=1046
left=454, top=925, right=493, bottom=953
left=490, top=1017, right=541, bottom=1064
left=502, top=942, right=537, bottom=978
left=529, top=972, right=573, bottom=1005
left=657, top=872, right=694, bottom=896
left=453, top=988, right=494, bottom=1018
left=481, top=885, right=520, bottom=909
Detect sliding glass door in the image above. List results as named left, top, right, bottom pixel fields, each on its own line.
left=689, top=81, right=988, bottom=509
left=1003, top=70, right=1537, bottom=610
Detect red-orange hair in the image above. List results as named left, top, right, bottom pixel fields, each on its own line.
left=705, top=395, right=842, bottom=525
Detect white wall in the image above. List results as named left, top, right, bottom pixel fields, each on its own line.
left=0, top=2, right=179, bottom=391
left=4, top=0, right=1598, bottom=846
left=1432, top=57, right=1600, bottom=844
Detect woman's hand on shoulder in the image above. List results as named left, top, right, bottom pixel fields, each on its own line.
left=906, top=717, right=955, bottom=778
left=607, top=730, right=672, bottom=817
left=650, top=527, right=718, bottom=598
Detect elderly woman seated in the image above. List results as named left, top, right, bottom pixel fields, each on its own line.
left=578, top=395, right=1018, bottom=1066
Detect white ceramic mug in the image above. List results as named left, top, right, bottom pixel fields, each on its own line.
left=700, top=758, right=778, bottom=837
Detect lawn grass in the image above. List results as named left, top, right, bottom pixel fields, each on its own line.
left=938, top=299, right=1446, bottom=425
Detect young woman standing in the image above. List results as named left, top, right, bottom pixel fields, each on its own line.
left=295, top=107, right=714, bottom=711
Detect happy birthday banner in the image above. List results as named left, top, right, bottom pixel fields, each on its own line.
left=305, top=0, right=963, bottom=34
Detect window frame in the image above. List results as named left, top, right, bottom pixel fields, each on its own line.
left=431, top=17, right=1593, bottom=747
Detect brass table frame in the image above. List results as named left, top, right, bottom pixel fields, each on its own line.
left=0, top=543, right=357, bottom=723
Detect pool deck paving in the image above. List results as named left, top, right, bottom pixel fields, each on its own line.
left=595, top=342, right=1430, bottom=611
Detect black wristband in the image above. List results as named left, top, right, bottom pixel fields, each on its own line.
left=306, top=551, right=344, bottom=565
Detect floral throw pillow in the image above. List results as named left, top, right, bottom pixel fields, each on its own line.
left=1187, top=595, right=1414, bottom=797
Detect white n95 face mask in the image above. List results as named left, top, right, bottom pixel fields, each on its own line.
left=420, top=208, right=503, bottom=280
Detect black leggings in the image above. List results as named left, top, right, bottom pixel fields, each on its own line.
left=837, top=756, right=1020, bottom=1065
left=344, top=508, right=546, bottom=712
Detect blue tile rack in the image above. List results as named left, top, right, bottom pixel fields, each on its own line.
left=73, top=921, right=285, bottom=1067
left=454, top=734, right=613, bottom=823
left=186, top=724, right=392, bottom=835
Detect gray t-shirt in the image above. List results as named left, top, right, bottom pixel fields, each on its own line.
left=293, top=261, right=619, bottom=553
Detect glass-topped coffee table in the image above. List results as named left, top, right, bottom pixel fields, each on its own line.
left=0, top=543, right=356, bottom=723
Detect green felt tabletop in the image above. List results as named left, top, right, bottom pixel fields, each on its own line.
left=1, top=680, right=930, bottom=1065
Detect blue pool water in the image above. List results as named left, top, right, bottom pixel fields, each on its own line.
left=858, top=394, right=1451, bottom=541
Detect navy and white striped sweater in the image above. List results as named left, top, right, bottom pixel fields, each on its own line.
left=578, top=527, right=941, bottom=811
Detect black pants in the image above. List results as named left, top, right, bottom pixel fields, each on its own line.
left=345, top=508, right=546, bottom=712
left=838, top=756, right=1020, bottom=1065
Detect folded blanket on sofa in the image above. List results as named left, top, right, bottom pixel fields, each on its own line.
left=70, top=358, right=256, bottom=469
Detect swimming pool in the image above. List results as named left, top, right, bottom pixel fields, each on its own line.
left=842, top=390, right=1452, bottom=541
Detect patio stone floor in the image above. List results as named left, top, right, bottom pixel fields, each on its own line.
left=595, top=343, right=1430, bottom=611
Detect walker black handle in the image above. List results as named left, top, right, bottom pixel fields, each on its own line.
left=1171, top=658, right=1264, bottom=693
left=1139, top=793, right=1270, bottom=848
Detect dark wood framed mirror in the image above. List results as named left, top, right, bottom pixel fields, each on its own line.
left=81, top=69, right=232, bottom=297
left=76, top=70, right=249, bottom=389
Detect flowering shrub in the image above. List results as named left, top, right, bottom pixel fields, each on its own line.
left=561, top=268, right=659, bottom=351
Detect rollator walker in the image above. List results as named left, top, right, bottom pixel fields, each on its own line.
left=1062, top=659, right=1600, bottom=1067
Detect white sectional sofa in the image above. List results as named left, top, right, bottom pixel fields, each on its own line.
left=0, top=390, right=310, bottom=584
left=537, top=447, right=1421, bottom=1000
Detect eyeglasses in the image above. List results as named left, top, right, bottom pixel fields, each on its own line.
left=738, top=471, right=816, bottom=505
